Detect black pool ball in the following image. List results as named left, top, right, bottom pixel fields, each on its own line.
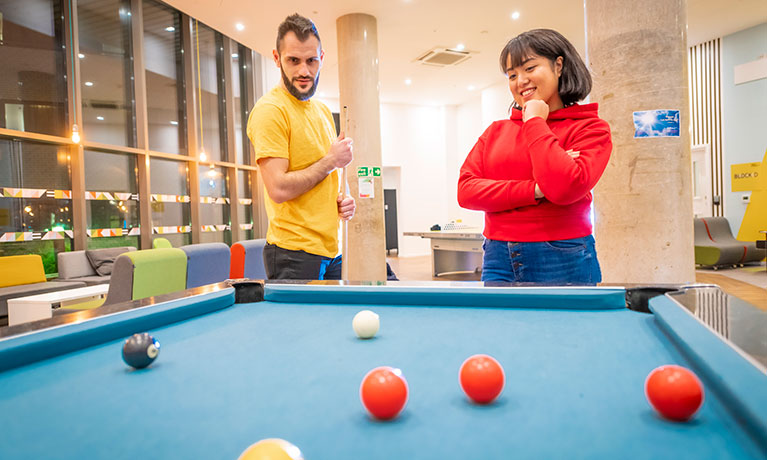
left=122, top=333, right=160, bottom=369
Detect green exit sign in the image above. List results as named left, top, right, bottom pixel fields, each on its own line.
left=372, top=167, right=381, bottom=177
left=357, top=166, right=369, bottom=177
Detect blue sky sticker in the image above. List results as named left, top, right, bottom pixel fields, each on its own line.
left=633, top=110, right=680, bottom=138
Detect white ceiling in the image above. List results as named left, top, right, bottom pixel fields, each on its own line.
left=164, top=0, right=767, bottom=106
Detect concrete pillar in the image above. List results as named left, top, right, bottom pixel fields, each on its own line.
left=587, top=0, right=695, bottom=283
left=336, top=14, right=386, bottom=281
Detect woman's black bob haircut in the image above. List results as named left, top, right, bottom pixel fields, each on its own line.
left=499, top=29, right=592, bottom=108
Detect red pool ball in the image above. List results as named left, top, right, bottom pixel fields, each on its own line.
left=459, top=354, right=505, bottom=404
left=645, top=365, right=704, bottom=421
left=359, top=366, right=409, bottom=420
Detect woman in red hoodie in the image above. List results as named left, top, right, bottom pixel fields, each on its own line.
left=458, top=29, right=611, bottom=284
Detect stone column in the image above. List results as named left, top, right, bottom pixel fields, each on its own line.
left=587, top=0, right=695, bottom=283
left=336, top=14, right=386, bottom=281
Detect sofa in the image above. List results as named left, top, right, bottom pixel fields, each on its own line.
left=694, top=217, right=764, bottom=268
left=0, top=255, right=86, bottom=317
left=57, top=246, right=136, bottom=285
left=103, top=248, right=187, bottom=306
left=230, top=239, right=267, bottom=280
left=180, top=243, right=231, bottom=288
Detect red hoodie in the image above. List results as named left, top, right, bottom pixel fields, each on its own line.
left=457, top=103, right=612, bottom=242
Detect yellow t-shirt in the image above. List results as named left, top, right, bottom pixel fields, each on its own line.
left=247, top=86, right=339, bottom=258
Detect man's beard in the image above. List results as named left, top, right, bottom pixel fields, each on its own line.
left=281, top=68, right=320, bottom=101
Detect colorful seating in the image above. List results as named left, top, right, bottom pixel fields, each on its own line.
left=57, top=247, right=136, bottom=285
left=230, top=239, right=267, bottom=280
left=694, top=217, right=764, bottom=268
left=180, top=243, right=231, bottom=288
left=103, top=248, right=187, bottom=306
left=152, top=238, right=172, bottom=249
left=0, top=255, right=86, bottom=317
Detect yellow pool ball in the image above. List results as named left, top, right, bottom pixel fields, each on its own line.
left=238, top=439, right=303, bottom=460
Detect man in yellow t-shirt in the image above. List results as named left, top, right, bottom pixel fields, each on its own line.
left=247, top=14, right=355, bottom=280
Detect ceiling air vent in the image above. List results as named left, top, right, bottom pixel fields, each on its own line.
left=415, top=48, right=471, bottom=67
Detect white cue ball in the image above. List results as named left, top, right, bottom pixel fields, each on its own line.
left=352, top=310, right=380, bottom=339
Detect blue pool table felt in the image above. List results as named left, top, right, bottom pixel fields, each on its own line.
left=0, top=286, right=765, bottom=459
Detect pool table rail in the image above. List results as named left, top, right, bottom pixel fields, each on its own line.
left=651, top=291, right=767, bottom=453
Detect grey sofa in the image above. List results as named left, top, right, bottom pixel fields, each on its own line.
left=0, top=254, right=87, bottom=318
left=694, top=217, right=764, bottom=268
left=57, top=247, right=136, bottom=285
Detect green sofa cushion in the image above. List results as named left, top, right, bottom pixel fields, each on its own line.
left=126, top=248, right=187, bottom=300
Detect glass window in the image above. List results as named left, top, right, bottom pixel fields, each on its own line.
left=192, top=22, right=225, bottom=162
left=0, top=0, right=67, bottom=137
left=78, top=0, right=136, bottom=147
left=150, top=157, right=191, bottom=247
left=232, top=43, right=251, bottom=165
left=84, top=149, right=139, bottom=248
left=237, top=170, right=253, bottom=240
left=0, top=139, right=73, bottom=274
left=142, top=0, right=186, bottom=155
left=199, top=165, right=230, bottom=244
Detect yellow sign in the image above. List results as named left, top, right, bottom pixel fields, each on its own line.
left=731, top=162, right=763, bottom=192
left=736, top=149, right=767, bottom=242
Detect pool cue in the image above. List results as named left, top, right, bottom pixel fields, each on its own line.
left=341, top=105, right=350, bottom=281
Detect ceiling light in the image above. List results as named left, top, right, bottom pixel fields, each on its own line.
left=170, top=121, right=178, bottom=125
left=405, top=78, right=412, bottom=85
left=78, top=53, right=85, bottom=59
left=455, top=44, right=465, bottom=51
left=165, top=26, right=175, bottom=32
left=84, top=81, right=94, bottom=87
left=467, top=85, right=475, bottom=91
left=511, top=11, right=520, bottom=20
left=231, top=53, right=238, bottom=58
left=96, top=116, right=104, bottom=121
left=235, top=23, right=245, bottom=31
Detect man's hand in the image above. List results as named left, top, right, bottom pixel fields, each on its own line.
left=337, top=194, right=355, bottom=221
left=327, top=132, right=354, bottom=170
left=522, top=100, right=550, bottom=122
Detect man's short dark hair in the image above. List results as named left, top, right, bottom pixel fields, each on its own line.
left=276, top=14, right=321, bottom=53
left=499, top=29, right=592, bottom=108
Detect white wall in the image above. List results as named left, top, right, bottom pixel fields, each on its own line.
left=446, top=97, right=485, bottom=228
left=380, top=104, right=449, bottom=256
left=480, top=81, right=513, bottom=127
left=721, top=23, right=767, bottom=236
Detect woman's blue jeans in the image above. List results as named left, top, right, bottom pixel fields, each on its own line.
left=481, top=236, right=602, bottom=285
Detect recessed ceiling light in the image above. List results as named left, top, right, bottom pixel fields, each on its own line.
left=170, top=121, right=179, bottom=125
left=405, top=78, right=412, bottom=85
left=511, top=11, right=520, bottom=20
left=455, top=44, right=465, bottom=51
left=84, top=81, right=94, bottom=87
left=78, top=53, right=85, bottom=59
left=96, top=116, right=104, bottom=121
left=235, top=23, right=245, bottom=31
left=231, top=53, right=238, bottom=58
left=165, top=26, right=175, bottom=32
left=467, top=85, right=475, bottom=91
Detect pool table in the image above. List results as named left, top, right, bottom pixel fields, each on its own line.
left=0, top=282, right=766, bottom=459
